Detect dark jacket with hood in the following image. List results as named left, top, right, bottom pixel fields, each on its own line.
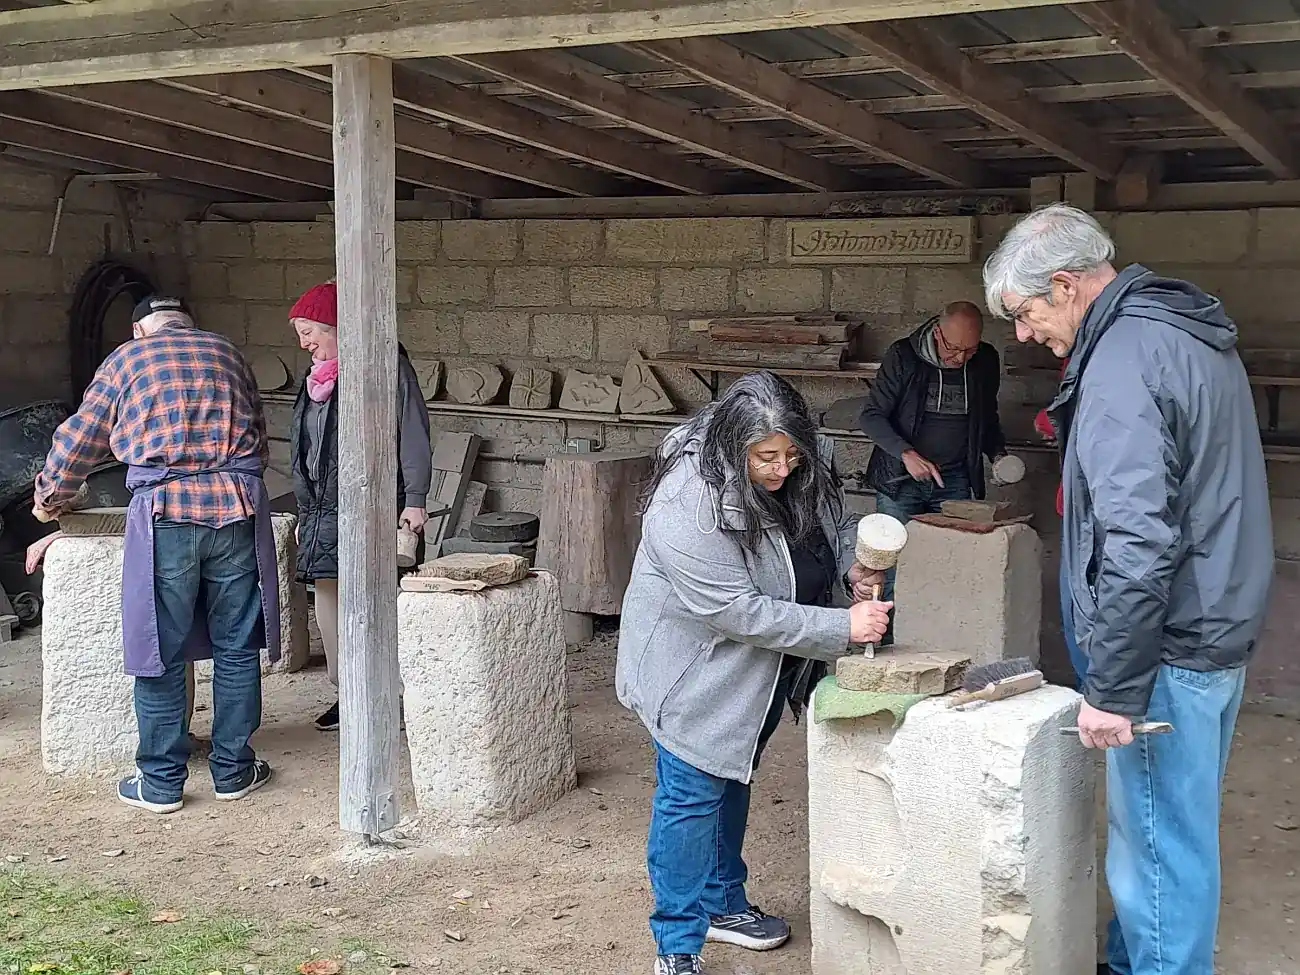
left=1050, top=264, right=1273, bottom=716
left=290, top=345, right=432, bottom=582
left=859, top=317, right=1006, bottom=498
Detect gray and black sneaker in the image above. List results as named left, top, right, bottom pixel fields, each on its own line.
left=706, top=907, right=790, bottom=951
left=654, top=955, right=703, bottom=975
left=214, top=759, right=274, bottom=802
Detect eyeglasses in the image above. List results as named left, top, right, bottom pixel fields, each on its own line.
left=1008, top=295, right=1035, bottom=324
left=935, top=327, right=979, bottom=357
left=749, top=453, right=801, bottom=474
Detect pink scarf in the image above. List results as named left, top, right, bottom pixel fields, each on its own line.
left=307, top=358, right=338, bottom=402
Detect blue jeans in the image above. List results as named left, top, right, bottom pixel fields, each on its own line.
left=646, top=683, right=788, bottom=956
left=134, top=519, right=265, bottom=802
left=1060, top=562, right=1088, bottom=690
left=1104, top=663, right=1246, bottom=975
left=873, top=468, right=973, bottom=645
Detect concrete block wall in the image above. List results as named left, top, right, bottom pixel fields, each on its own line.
left=0, top=161, right=192, bottom=409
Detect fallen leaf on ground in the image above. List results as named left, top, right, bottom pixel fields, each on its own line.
left=27, top=963, right=60, bottom=973
left=150, top=910, right=185, bottom=924
left=100, top=850, right=125, bottom=858
left=297, top=961, right=341, bottom=975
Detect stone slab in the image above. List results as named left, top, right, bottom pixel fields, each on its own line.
left=446, top=363, right=504, bottom=405
left=618, top=351, right=674, bottom=414
left=415, top=552, right=528, bottom=585
left=508, top=366, right=554, bottom=410
left=558, top=369, right=621, bottom=413
left=835, top=648, right=970, bottom=694
left=894, top=520, right=1042, bottom=667
left=397, top=572, right=576, bottom=831
left=58, top=507, right=127, bottom=536
left=808, top=684, right=1095, bottom=975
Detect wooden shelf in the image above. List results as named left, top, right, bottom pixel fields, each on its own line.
left=651, top=356, right=880, bottom=380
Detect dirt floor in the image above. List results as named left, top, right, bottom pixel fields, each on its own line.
left=1, top=619, right=1297, bottom=975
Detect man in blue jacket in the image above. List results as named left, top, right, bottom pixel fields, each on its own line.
left=984, top=204, right=1273, bottom=975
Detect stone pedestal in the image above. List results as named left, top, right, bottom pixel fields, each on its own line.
left=894, top=521, right=1042, bottom=666
left=41, top=535, right=135, bottom=775
left=397, top=571, right=576, bottom=831
left=808, top=684, right=1095, bottom=975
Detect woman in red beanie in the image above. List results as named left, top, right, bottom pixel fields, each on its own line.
left=287, top=281, right=432, bottom=731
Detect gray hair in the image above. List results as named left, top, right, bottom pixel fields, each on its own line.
left=982, top=204, right=1115, bottom=319
left=644, top=371, right=838, bottom=552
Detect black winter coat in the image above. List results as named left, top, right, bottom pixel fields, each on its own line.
left=858, top=322, right=1005, bottom=500
left=290, top=348, right=432, bottom=582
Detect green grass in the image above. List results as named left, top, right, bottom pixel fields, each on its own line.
left=0, top=869, right=397, bottom=975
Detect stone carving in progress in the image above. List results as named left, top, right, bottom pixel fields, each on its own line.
left=411, top=358, right=444, bottom=402
left=558, top=370, right=621, bottom=413
left=508, top=366, right=554, bottom=410
left=618, top=351, right=675, bottom=414
left=446, top=363, right=504, bottom=406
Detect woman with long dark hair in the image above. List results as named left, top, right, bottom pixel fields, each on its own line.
left=616, top=371, right=891, bottom=975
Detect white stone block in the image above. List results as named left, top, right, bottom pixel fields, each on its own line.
left=808, top=684, right=1095, bottom=975
left=42, top=535, right=135, bottom=775
left=894, top=521, right=1042, bottom=666
left=398, top=571, right=576, bottom=832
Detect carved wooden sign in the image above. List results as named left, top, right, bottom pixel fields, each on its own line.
left=785, top=217, right=975, bottom=264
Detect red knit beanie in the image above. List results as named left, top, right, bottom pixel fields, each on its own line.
left=289, top=281, right=337, bottom=328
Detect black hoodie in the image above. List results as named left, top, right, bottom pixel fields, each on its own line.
left=1051, top=264, right=1273, bottom=714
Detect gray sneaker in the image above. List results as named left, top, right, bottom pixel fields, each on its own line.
left=654, top=956, right=703, bottom=975
left=706, top=906, right=790, bottom=951
left=214, top=759, right=273, bottom=801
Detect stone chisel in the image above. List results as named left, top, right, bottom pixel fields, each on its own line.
left=861, top=583, right=881, bottom=659
left=1058, top=721, right=1174, bottom=736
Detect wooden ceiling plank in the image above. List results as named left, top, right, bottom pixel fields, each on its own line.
left=0, top=0, right=1073, bottom=90
left=827, top=20, right=1124, bottom=179
left=458, top=51, right=861, bottom=192
left=0, top=115, right=315, bottom=199
left=634, top=36, right=988, bottom=188
left=161, top=74, right=543, bottom=199
left=1069, top=0, right=1300, bottom=179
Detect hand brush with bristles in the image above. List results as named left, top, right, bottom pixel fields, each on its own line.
left=946, top=657, right=1043, bottom=708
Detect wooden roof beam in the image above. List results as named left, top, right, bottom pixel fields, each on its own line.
left=0, top=115, right=316, bottom=200
left=163, top=72, right=612, bottom=198
left=382, top=65, right=720, bottom=196
left=457, top=51, right=860, bottom=192
left=826, top=21, right=1125, bottom=179
left=632, top=37, right=988, bottom=188
left=1069, top=0, right=1300, bottom=179
left=0, top=0, right=1072, bottom=90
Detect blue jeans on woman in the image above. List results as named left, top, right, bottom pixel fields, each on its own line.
left=133, top=519, right=265, bottom=802
left=873, top=467, right=973, bottom=645
left=1104, top=663, right=1246, bottom=975
left=646, top=672, right=790, bottom=955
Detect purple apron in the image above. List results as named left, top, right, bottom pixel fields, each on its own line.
left=121, top=457, right=281, bottom=678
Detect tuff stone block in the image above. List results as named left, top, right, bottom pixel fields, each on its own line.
left=1114, top=211, right=1250, bottom=264
left=252, top=221, right=335, bottom=260
left=907, top=265, right=986, bottom=317
left=228, top=263, right=285, bottom=301
left=192, top=222, right=253, bottom=259
left=830, top=267, right=906, bottom=313
left=416, top=265, right=490, bottom=305
left=605, top=217, right=765, bottom=263
left=494, top=266, right=563, bottom=307
left=894, top=521, right=1042, bottom=667
left=462, top=311, right=529, bottom=356
left=523, top=219, right=602, bottom=262
left=736, top=268, right=825, bottom=313
left=441, top=220, right=520, bottom=262
left=397, top=222, right=441, bottom=263
left=834, top=648, right=971, bottom=694
left=569, top=266, right=656, bottom=307
left=660, top=267, right=731, bottom=311
left=596, top=315, right=670, bottom=363
left=531, top=313, right=594, bottom=359
left=807, top=684, right=1095, bottom=975
left=397, top=572, right=576, bottom=831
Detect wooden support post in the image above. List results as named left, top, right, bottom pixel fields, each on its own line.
left=332, top=53, right=401, bottom=840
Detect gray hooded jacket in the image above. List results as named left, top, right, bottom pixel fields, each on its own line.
left=1050, top=264, right=1273, bottom=716
left=615, top=426, right=857, bottom=783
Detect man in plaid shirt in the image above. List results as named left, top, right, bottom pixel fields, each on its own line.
left=34, top=296, right=281, bottom=814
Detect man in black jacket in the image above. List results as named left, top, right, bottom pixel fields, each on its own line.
left=858, top=300, right=1008, bottom=642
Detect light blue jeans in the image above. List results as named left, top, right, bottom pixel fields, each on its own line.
left=1105, top=663, right=1246, bottom=975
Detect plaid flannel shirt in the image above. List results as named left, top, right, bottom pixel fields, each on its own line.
left=34, top=319, right=269, bottom=527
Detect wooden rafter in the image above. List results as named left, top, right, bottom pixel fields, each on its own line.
left=825, top=21, right=1125, bottom=179
left=471, top=18, right=1300, bottom=97
left=0, top=0, right=1070, bottom=90
left=292, top=64, right=719, bottom=195
left=633, top=36, right=988, bottom=188
left=0, top=115, right=315, bottom=200
left=0, top=89, right=339, bottom=188
left=158, top=72, right=614, bottom=198
left=458, top=51, right=860, bottom=192
left=1069, top=0, right=1300, bottom=179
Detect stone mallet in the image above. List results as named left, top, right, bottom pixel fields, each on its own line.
left=853, top=512, right=908, bottom=659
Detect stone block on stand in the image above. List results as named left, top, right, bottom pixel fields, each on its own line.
left=808, top=684, right=1095, bottom=975
left=894, top=521, right=1042, bottom=666
left=397, top=571, right=576, bottom=831
left=41, top=535, right=135, bottom=775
